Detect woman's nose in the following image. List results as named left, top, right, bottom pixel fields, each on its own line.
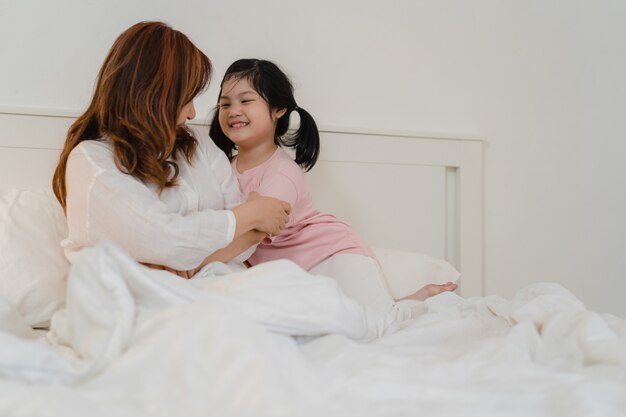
left=188, top=103, right=196, bottom=120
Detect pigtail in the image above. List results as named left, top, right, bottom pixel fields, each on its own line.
left=209, top=107, right=237, bottom=160
left=280, top=106, right=320, bottom=172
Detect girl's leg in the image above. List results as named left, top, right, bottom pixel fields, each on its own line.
left=310, top=253, right=424, bottom=322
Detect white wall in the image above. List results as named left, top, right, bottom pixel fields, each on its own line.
left=1, top=0, right=625, bottom=316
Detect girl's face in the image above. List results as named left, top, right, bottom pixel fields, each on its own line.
left=218, top=77, right=285, bottom=150
left=176, top=101, right=196, bottom=126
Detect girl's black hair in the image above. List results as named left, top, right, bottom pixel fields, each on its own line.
left=209, top=59, right=320, bottom=172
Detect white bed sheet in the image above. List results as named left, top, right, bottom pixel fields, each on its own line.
left=1, top=242, right=625, bottom=417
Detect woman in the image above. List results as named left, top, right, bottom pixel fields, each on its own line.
left=52, top=21, right=290, bottom=276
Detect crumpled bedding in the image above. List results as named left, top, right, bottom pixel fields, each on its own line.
left=1, top=242, right=625, bottom=417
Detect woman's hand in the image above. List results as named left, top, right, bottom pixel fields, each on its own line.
left=232, top=192, right=291, bottom=237
left=247, top=192, right=291, bottom=235
left=142, top=262, right=193, bottom=279
left=188, top=229, right=267, bottom=274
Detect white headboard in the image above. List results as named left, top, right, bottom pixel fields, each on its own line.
left=0, top=108, right=484, bottom=296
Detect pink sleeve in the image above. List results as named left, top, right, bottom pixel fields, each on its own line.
left=256, top=172, right=299, bottom=229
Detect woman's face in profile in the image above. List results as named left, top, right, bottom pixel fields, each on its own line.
left=176, top=101, right=196, bottom=126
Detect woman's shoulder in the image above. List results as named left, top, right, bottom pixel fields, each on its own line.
left=63, top=139, right=121, bottom=186
left=188, top=125, right=226, bottom=163
left=188, top=125, right=207, bottom=146
left=187, top=125, right=237, bottom=185
left=68, top=138, right=114, bottom=166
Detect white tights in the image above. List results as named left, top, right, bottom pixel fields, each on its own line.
left=310, top=253, right=424, bottom=322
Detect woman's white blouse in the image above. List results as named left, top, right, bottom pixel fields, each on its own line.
left=62, top=126, right=250, bottom=270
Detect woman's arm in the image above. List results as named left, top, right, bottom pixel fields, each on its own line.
left=144, top=230, right=266, bottom=279
left=188, top=229, right=267, bottom=275
left=65, top=144, right=284, bottom=270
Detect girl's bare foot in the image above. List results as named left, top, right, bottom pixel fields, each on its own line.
left=401, top=282, right=458, bottom=302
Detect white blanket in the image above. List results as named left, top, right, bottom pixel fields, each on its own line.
left=1, top=242, right=625, bottom=417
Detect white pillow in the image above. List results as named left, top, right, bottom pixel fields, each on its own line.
left=372, top=247, right=461, bottom=300
left=0, top=189, right=69, bottom=328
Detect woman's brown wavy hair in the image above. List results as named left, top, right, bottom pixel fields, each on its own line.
left=52, top=21, right=212, bottom=210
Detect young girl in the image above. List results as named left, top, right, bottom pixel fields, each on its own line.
left=209, top=59, right=457, bottom=321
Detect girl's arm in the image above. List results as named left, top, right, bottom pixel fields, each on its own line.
left=255, top=173, right=299, bottom=229
left=198, top=128, right=291, bottom=237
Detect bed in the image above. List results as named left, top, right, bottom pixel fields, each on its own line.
left=1, top=109, right=625, bottom=417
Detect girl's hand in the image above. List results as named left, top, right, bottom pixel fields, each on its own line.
left=247, top=191, right=291, bottom=235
